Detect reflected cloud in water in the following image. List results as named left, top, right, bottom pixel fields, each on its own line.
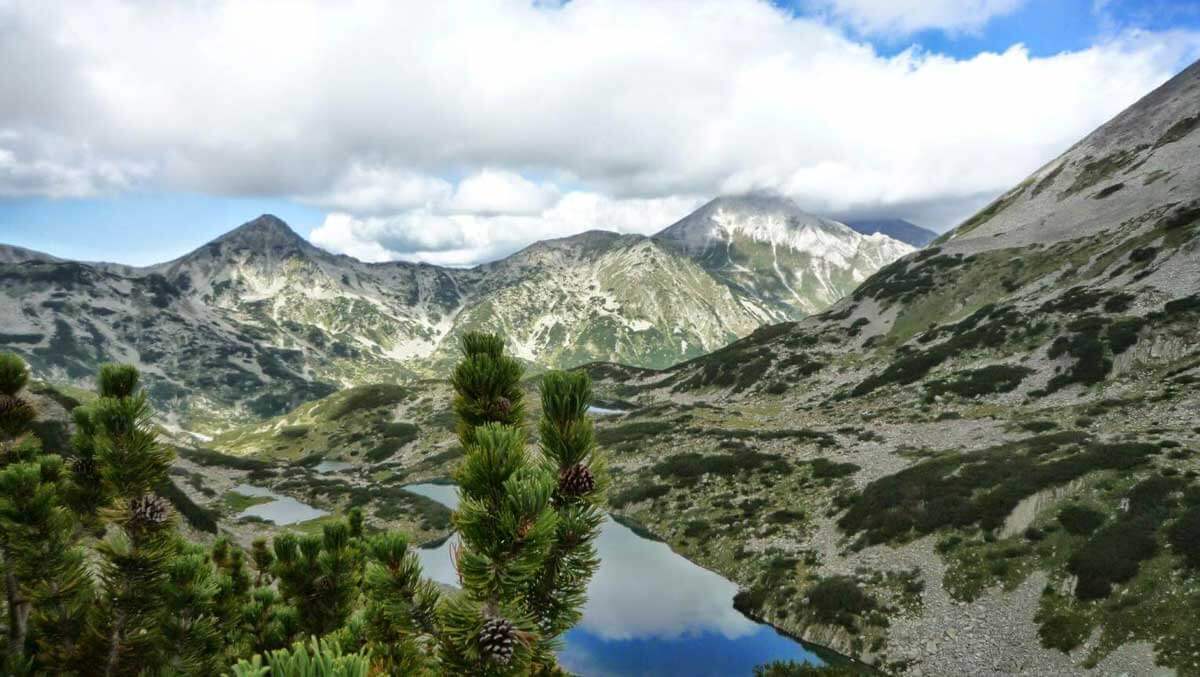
left=405, top=483, right=828, bottom=675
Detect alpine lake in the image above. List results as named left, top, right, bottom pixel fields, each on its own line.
left=406, top=481, right=852, bottom=676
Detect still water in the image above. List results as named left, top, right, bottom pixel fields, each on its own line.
left=232, top=483, right=330, bottom=525
left=404, top=483, right=832, bottom=677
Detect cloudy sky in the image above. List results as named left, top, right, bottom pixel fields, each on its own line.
left=1, top=0, right=1199, bottom=266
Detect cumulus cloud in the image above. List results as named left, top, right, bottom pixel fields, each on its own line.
left=310, top=192, right=705, bottom=266
left=447, top=170, right=560, bottom=216
left=2, top=0, right=1199, bottom=263
left=804, top=0, right=1028, bottom=36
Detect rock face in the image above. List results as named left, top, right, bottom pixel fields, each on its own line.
left=0, top=204, right=910, bottom=429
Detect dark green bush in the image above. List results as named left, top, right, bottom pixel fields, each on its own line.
left=278, top=425, right=310, bottom=439
left=1068, top=516, right=1157, bottom=599
left=1058, top=505, right=1106, bottom=535
left=809, top=458, right=860, bottom=479
left=596, top=420, right=674, bottom=447
left=1038, top=610, right=1090, bottom=652
left=926, top=365, right=1034, bottom=400
left=609, top=482, right=669, bottom=509
left=1168, top=506, right=1200, bottom=569
left=806, top=576, right=877, bottom=629
left=178, top=446, right=271, bottom=471
left=654, top=449, right=789, bottom=483
left=1021, top=420, right=1058, bottom=433
left=766, top=509, right=805, bottom=524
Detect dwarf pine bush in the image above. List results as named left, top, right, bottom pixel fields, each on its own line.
left=0, top=335, right=606, bottom=675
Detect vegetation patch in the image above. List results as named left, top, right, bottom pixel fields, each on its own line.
left=838, top=435, right=1158, bottom=545
left=609, top=481, right=670, bottom=509
left=1153, top=113, right=1200, bottom=149
left=1058, top=504, right=1106, bottom=535
left=853, top=252, right=968, bottom=306
left=1059, top=148, right=1146, bottom=199
left=323, top=384, right=410, bottom=420
left=925, top=364, right=1034, bottom=400
left=1167, top=504, right=1200, bottom=569
left=653, top=448, right=791, bottom=485
left=1068, top=476, right=1185, bottom=599
left=806, top=576, right=879, bottom=630
left=808, top=458, right=860, bottom=479
left=596, top=419, right=676, bottom=450
left=177, top=446, right=272, bottom=471
left=854, top=306, right=1041, bottom=397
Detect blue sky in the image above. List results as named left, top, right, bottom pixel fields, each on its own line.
left=1, top=0, right=1199, bottom=266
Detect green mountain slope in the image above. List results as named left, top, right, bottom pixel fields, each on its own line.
left=574, top=59, right=1200, bottom=674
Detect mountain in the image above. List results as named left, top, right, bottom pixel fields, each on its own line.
left=655, top=195, right=914, bottom=315
left=843, top=218, right=938, bottom=247
left=575, top=59, right=1200, bottom=674
left=0, top=206, right=909, bottom=430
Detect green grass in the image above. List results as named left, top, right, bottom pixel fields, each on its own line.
left=223, top=490, right=274, bottom=512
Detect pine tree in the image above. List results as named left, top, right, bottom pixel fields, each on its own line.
left=158, top=545, right=223, bottom=674
left=527, top=370, right=606, bottom=645
left=0, top=340, right=608, bottom=675
left=438, top=333, right=604, bottom=675
left=0, top=352, right=91, bottom=674
left=271, top=519, right=364, bottom=638
left=82, top=364, right=178, bottom=676
left=360, top=532, right=441, bottom=673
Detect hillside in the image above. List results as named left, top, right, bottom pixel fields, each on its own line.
left=0, top=201, right=909, bottom=431
left=572, top=58, right=1200, bottom=674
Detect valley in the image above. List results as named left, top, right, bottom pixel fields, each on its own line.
left=4, top=47, right=1200, bottom=677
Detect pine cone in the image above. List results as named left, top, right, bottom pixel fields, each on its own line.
left=0, top=394, right=35, bottom=435
left=490, top=396, right=512, bottom=419
left=71, top=456, right=99, bottom=482
left=478, top=616, right=517, bottom=665
left=129, top=494, right=170, bottom=529
left=558, top=463, right=595, bottom=497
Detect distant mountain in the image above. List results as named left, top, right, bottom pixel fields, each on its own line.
left=0, top=204, right=910, bottom=430
left=842, top=218, right=938, bottom=247
left=655, top=195, right=913, bottom=315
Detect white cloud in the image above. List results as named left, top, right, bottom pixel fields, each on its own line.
left=805, top=0, right=1027, bottom=36
left=447, top=170, right=559, bottom=215
left=2, top=0, right=1199, bottom=262
left=301, top=164, right=452, bottom=215
left=310, top=191, right=704, bottom=266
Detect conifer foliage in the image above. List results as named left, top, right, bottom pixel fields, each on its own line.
left=0, top=334, right=606, bottom=675
left=439, top=332, right=607, bottom=674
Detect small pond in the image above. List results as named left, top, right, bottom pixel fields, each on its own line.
left=314, top=460, right=354, bottom=474
left=405, top=483, right=839, bottom=676
left=232, top=483, right=329, bottom=525
left=587, top=405, right=628, bottom=416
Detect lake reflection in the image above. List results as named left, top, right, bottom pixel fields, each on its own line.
left=404, top=483, right=827, bottom=676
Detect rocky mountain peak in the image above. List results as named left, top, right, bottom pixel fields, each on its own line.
left=654, top=194, right=911, bottom=265
left=214, top=214, right=310, bottom=251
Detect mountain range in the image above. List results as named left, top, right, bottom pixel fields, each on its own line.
left=0, top=196, right=911, bottom=429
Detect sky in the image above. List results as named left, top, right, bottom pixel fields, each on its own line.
left=1, top=0, right=1199, bottom=267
